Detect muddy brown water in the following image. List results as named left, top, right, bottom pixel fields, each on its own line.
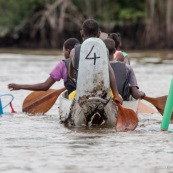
left=0, top=52, right=173, bottom=173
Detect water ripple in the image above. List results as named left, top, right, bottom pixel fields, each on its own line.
left=1, top=54, right=173, bottom=173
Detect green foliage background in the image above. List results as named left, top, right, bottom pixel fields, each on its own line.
left=0, top=0, right=145, bottom=36
left=1, top=0, right=172, bottom=49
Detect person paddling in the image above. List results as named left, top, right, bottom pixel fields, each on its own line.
left=70, top=19, right=123, bottom=104
left=108, top=33, right=130, bottom=65
left=103, top=38, right=145, bottom=100
left=8, top=38, right=79, bottom=94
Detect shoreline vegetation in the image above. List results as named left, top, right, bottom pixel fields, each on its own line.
left=0, top=1, right=173, bottom=49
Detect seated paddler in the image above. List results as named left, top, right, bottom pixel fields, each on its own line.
left=68, top=19, right=123, bottom=104
left=8, top=38, right=79, bottom=94
left=103, top=38, right=145, bottom=101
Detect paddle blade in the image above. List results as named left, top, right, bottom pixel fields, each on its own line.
left=144, top=96, right=166, bottom=114
left=137, top=100, right=158, bottom=114
left=22, top=88, right=65, bottom=115
left=144, top=95, right=173, bottom=120
left=115, top=103, right=138, bottom=132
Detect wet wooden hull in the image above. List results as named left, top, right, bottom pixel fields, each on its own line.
left=58, top=90, right=140, bottom=127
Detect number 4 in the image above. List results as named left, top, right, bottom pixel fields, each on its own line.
left=85, top=45, right=100, bottom=65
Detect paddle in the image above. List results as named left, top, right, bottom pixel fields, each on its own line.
left=115, top=102, right=139, bottom=132
left=137, top=100, right=158, bottom=114
left=22, top=88, right=65, bottom=115
left=144, top=95, right=169, bottom=114
left=144, top=95, right=173, bottom=120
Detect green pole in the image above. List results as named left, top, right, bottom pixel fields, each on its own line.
left=160, top=78, right=173, bottom=131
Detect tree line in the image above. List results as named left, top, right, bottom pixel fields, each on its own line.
left=0, top=0, right=173, bottom=49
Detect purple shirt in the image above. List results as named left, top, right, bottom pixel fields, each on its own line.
left=50, top=60, right=67, bottom=82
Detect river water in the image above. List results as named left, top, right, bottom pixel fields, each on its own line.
left=0, top=53, right=173, bottom=173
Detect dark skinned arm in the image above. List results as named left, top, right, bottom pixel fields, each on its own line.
left=130, top=86, right=145, bottom=99
left=8, top=77, right=55, bottom=91
left=109, top=63, right=123, bottom=104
